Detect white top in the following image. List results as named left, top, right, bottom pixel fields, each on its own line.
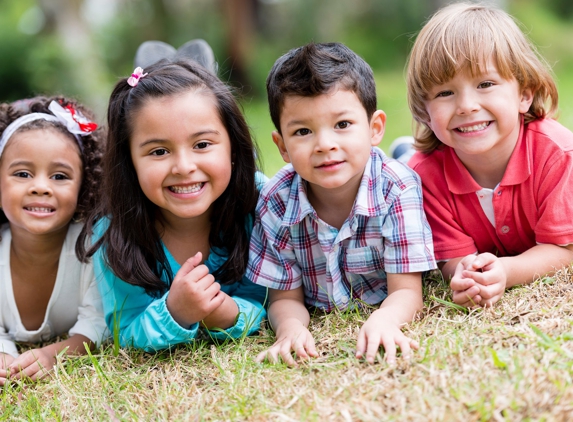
left=0, top=223, right=108, bottom=358
left=476, top=187, right=496, bottom=226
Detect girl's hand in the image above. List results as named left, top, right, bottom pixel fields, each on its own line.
left=5, top=349, right=56, bottom=382
left=356, top=310, right=419, bottom=364
left=166, top=252, right=226, bottom=328
left=0, top=353, right=16, bottom=386
left=255, top=318, right=318, bottom=367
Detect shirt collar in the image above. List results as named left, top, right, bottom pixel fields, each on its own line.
left=281, top=172, right=316, bottom=226
left=444, top=118, right=529, bottom=194
left=281, top=148, right=388, bottom=228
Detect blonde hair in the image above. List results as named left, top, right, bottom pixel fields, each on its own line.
left=406, top=2, right=558, bottom=153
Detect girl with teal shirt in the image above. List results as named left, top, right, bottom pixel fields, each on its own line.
left=79, top=59, right=267, bottom=351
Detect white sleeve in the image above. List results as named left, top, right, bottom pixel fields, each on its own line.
left=67, top=261, right=110, bottom=346
left=0, top=327, right=18, bottom=358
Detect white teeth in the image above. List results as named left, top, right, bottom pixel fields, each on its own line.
left=26, top=207, right=53, bottom=213
left=457, top=122, right=489, bottom=133
left=170, top=183, right=203, bottom=194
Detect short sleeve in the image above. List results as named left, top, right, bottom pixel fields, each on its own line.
left=246, top=198, right=302, bottom=290
left=410, top=153, right=477, bottom=261
left=380, top=183, right=437, bottom=273
left=535, top=151, right=573, bottom=245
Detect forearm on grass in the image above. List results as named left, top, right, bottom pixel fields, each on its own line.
left=39, top=334, right=95, bottom=358
left=442, top=245, right=573, bottom=288
left=267, top=286, right=310, bottom=335
left=373, top=272, right=423, bottom=325
left=499, top=243, right=573, bottom=288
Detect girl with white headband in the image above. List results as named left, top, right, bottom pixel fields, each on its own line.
left=0, top=96, right=108, bottom=385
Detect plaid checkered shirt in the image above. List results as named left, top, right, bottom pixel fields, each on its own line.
left=246, top=147, right=436, bottom=311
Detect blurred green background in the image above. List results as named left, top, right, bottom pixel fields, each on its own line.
left=2, top=0, right=572, bottom=176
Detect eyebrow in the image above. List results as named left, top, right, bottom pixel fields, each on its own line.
left=8, top=160, right=77, bottom=172
left=284, top=111, right=352, bottom=128
left=137, top=129, right=221, bottom=148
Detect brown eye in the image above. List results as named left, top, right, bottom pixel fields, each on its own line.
left=294, top=128, right=311, bottom=136
left=150, top=148, right=168, bottom=156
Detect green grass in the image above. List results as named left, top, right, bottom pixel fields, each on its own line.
left=3, top=268, right=573, bottom=420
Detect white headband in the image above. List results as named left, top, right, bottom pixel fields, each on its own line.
left=0, top=101, right=97, bottom=156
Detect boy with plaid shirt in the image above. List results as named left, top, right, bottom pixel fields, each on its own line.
left=247, top=43, right=436, bottom=365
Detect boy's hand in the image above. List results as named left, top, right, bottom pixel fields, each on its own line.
left=458, top=253, right=507, bottom=307
left=255, top=318, right=318, bottom=367
left=451, top=254, right=485, bottom=307
left=356, top=309, right=419, bottom=364
left=0, top=353, right=16, bottom=386
left=5, top=349, right=56, bottom=382
left=167, top=252, right=226, bottom=328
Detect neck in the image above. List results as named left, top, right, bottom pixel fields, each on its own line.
left=457, top=151, right=511, bottom=189
left=9, top=224, right=68, bottom=267
left=155, top=208, right=212, bottom=264
left=156, top=207, right=212, bottom=238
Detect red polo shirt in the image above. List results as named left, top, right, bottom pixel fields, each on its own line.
left=409, top=118, right=573, bottom=261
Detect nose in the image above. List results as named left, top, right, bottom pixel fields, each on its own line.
left=314, top=131, right=338, bottom=153
left=172, top=151, right=198, bottom=175
left=456, top=89, right=480, bottom=115
left=29, top=177, right=53, bottom=196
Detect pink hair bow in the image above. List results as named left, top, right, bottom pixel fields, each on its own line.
left=127, top=67, right=148, bottom=87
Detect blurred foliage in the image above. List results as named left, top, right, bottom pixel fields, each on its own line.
left=0, top=0, right=572, bottom=132
left=1, top=0, right=572, bottom=176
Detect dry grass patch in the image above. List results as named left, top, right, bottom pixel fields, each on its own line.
left=2, top=269, right=573, bottom=421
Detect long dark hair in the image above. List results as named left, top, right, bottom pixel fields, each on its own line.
left=0, top=95, right=104, bottom=228
left=78, top=59, right=260, bottom=297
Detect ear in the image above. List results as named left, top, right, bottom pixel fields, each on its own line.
left=369, top=110, right=386, bottom=147
left=272, top=131, right=291, bottom=163
left=519, top=87, right=534, bottom=114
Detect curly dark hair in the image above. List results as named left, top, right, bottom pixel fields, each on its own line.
left=78, top=59, right=260, bottom=297
left=0, top=95, right=104, bottom=239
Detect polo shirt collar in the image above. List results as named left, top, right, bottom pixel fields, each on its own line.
left=444, top=119, right=529, bottom=194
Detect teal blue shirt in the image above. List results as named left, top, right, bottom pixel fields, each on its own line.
left=92, top=173, right=268, bottom=351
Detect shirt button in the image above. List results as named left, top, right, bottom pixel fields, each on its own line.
left=501, top=225, right=510, bottom=234
left=341, top=296, right=349, bottom=304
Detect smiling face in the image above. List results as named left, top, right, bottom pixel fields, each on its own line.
left=424, top=57, right=533, bottom=166
left=0, top=129, right=83, bottom=238
left=129, top=89, right=232, bottom=226
left=272, top=88, right=385, bottom=200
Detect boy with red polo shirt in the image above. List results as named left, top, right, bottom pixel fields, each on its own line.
left=407, top=3, right=573, bottom=307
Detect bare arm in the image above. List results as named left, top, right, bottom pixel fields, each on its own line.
left=255, top=287, right=317, bottom=366
left=6, top=334, right=93, bottom=382
left=356, top=272, right=423, bottom=364
left=446, top=244, right=573, bottom=307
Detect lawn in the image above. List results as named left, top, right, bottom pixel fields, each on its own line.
left=2, top=269, right=573, bottom=420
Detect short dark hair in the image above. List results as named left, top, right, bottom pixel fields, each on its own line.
left=266, top=42, right=377, bottom=132
left=78, top=58, right=260, bottom=297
